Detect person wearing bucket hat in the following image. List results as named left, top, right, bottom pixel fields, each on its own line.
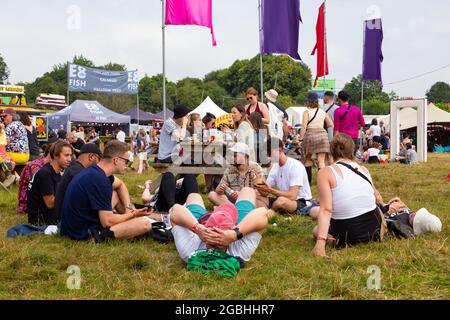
left=55, top=143, right=103, bottom=219
left=265, top=89, right=289, bottom=141
left=208, top=142, right=266, bottom=208
left=169, top=187, right=269, bottom=263
left=157, top=105, right=191, bottom=163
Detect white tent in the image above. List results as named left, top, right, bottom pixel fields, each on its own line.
left=382, top=103, right=450, bottom=131
left=286, top=107, right=307, bottom=127
left=190, top=96, right=227, bottom=118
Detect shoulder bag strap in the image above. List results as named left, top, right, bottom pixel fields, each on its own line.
left=307, top=108, right=320, bottom=126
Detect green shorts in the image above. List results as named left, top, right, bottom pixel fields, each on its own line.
left=186, top=200, right=255, bottom=225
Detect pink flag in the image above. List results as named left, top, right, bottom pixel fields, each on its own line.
left=165, top=0, right=216, bottom=46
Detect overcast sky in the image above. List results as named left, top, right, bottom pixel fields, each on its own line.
left=2, top=0, right=450, bottom=98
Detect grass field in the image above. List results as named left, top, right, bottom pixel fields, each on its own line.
left=0, top=154, right=449, bottom=300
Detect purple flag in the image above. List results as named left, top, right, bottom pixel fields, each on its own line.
left=261, top=0, right=302, bottom=61
left=362, top=19, right=383, bottom=85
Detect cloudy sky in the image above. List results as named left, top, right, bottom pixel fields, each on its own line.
left=2, top=0, right=450, bottom=98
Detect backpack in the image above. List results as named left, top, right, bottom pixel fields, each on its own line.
left=187, top=249, right=244, bottom=278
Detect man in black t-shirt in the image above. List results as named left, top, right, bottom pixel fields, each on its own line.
left=55, top=143, right=102, bottom=219
left=67, top=131, right=85, bottom=157
left=27, top=141, right=73, bottom=225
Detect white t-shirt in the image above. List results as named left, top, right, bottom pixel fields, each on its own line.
left=267, top=158, right=312, bottom=200
left=369, top=125, right=381, bottom=138
left=267, top=102, right=284, bottom=139
left=368, top=148, right=380, bottom=157
left=116, top=130, right=126, bottom=142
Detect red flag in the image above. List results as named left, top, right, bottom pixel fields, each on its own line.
left=311, top=2, right=328, bottom=88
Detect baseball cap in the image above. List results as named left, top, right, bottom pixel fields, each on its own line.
left=79, top=143, right=102, bottom=157
left=205, top=203, right=238, bottom=230
left=307, top=91, right=319, bottom=103
left=413, top=208, right=442, bottom=235
left=173, top=105, right=191, bottom=119
left=229, top=142, right=250, bottom=156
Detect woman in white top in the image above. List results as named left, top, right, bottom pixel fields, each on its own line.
left=230, top=105, right=256, bottom=162
left=298, top=92, right=333, bottom=184
left=367, top=119, right=381, bottom=143
left=312, top=134, right=384, bottom=257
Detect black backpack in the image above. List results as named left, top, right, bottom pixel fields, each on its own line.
left=151, top=222, right=174, bottom=244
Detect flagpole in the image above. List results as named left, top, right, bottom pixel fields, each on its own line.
left=361, top=20, right=366, bottom=115
left=258, top=0, right=264, bottom=102
left=162, top=0, right=167, bottom=120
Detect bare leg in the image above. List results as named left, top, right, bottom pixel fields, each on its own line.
left=271, top=196, right=298, bottom=214
left=208, top=191, right=231, bottom=206
left=236, top=187, right=256, bottom=205
left=304, top=154, right=313, bottom=167
left=110, top=217, right=152, bottom=240
left=309, top=206, right=320, bottom=220
left=112, top=190, right=126, bottom=214
left=317, top=153, right=326, bottom=169
left=255, top=195, right=269, bottom=208
left=236, top=207, right=269, bottom=235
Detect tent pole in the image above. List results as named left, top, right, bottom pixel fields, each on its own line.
left=162, top=0, right=167, bottom=121
left=137, top=94, right=140, bottom=127
left=258, top=0, right=264, bottom=102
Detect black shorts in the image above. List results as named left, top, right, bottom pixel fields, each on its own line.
left=268, top=197, right=308, bottom=213
left=329, top=208, right=382, bottom=248
left=368, top=156, right=380, bottom=164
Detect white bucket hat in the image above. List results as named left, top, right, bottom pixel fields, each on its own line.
left=413, top=208, right=442, bottom=235
left=229, top=142, right=250, bottom=156
left=264, top=89, right=278, bottom=102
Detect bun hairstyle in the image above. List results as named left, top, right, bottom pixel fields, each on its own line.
left=331, top=134, right=355, bottom=160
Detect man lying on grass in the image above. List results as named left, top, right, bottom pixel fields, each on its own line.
left=60, top=141, right=152, bottom=242
left=170, top=187, right=269, bottom=263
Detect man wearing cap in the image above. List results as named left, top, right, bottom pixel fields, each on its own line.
left=55, top=143, right=102, bottom=219
left=208, top=142, right=266, bottom=208
left=157, top=105, right=191, bottom=163
left=170, top=187, right=269, bottom=263
left=265, top=89, right=289, bottom=141
left=1, top=108, right=30, bottom=164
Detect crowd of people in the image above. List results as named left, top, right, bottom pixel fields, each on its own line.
left=8, top=88, right=442, bottom=275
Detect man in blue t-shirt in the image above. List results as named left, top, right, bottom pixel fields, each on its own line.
left=60, top=141, right=152, bottom=242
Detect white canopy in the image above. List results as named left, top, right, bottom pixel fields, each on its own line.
left=190, top=96, right=227, bottom=118
left=286, top=107, right=307, bottom=127
left=382, top=103, right=450, bottom=131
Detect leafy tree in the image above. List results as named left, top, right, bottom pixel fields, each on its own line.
left=362, top=98, right=389, bottom=115
left=343, top=74, right=390, bottom=106
left=0, top=53, right=9, bottom=84
left=426, top=82, right=450, bottom=104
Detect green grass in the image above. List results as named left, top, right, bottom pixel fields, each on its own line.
left=0, top=154, right=449, bottom=299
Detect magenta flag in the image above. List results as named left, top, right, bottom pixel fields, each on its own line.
left=165, top=0, right=216, bottom=46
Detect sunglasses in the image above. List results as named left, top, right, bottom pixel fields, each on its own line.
left=117, top=156, right=130, bottom=165
left=246, top=97, right=254, bottom=101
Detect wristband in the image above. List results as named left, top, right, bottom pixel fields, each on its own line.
left=316, top=236, right=327, bottom=242
left=192, top=222, right=199, bottom=232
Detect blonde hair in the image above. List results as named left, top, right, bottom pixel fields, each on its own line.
left=331, top=134, right=355, bottom=161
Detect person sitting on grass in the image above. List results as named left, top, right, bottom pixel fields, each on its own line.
left=27, top=141, right=73, bottom=225
left=141, top=172, right=199, bottom=215
left=367, top=142, right=381, bottom=164
left=170, top=187, right=269, bottom=263
left=60, top=141, right=152, bottom=242
left=403, top=143, right=418, bottom=164
left=312, top=134, right=384, bottom=257
left=55, top=143, right=102, bottom=219
left=17, top=144, right=52, bottom=214
left=208, top=142, right=266, bottom=208
left=255, top=138, right=313, bottom=214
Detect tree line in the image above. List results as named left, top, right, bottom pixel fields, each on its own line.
left=1, top=52, right=449, bottom=115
